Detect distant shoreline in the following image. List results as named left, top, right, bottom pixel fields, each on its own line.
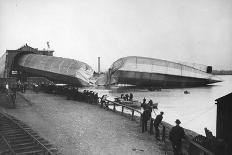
left=212, top=70, right=232, bottom=75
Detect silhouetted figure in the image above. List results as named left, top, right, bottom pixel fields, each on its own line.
left=142, top=109, right=151, bottom=132
left=148, top=99, right=153, bottom=106
left=141, top=102, right=146, bottom=109
left=154, top=111, right=164, bottom=140
left=143, top=97, right=146, bottom=104
left=125, top=94, right=129, bottom=101
left=121, top=94, right=124, bottom=99
left=169, top=119, right=185, bottom=155
left=94, top=93, right=99, bottom=104
left=129, top=93, right=133, bottom=101
left=101, top=95, right=107, bottom=108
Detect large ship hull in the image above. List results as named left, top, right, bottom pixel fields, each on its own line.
left=17, top=54, right=94, bottom=87
left=112, top=70, right=220, bottom=87
left=106, top=56, right=221, bottom=87
left=18, top=66, right=89, bottom=86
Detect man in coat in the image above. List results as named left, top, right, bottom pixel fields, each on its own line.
left=142, top=108, right=151, bottom=132
left=169, top=119, right=185, bottom=155
left=154, top=111, right=164, bottom=140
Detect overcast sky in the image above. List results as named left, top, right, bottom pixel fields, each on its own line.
left=0, top=0, right=232, bottom=71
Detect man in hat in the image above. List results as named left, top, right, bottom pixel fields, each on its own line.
left=169, top=119, right=185, bottom=155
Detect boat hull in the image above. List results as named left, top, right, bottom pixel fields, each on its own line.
left=107, top=56, right=222, bottom=87
left=17, top=54, right=94, bottom=87
left=111, top=70, right=220, bottom=87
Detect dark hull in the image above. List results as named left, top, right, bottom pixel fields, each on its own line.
left=19, top=66, right=88, bottom=87
left=112, top=70, right=221, bottom=87
left=16, top=54, right=94, bottom=87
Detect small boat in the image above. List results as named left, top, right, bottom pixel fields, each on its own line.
left=184, top=90, right=190, bottom=94
left=114, top=97, right=158, bottom=109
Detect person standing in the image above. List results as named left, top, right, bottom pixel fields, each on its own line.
left=143, top=97, right=146, bottom=104
left=154, top=111, right=164, bottom=140
left=129, top=93, right=133, bottom=101
left=142, top=108, right=151, bottom=132
left=169, top=119, right=185, bottom=155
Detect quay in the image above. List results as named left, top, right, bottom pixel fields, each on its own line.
left=1, top=90, right=166, bottom=155
left=0, top=87, right=217, bottom=155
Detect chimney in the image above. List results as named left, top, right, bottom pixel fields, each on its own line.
left=98, top=57, right=100, bottom=74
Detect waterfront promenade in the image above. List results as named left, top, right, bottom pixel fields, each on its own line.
left=1, top=90, right=167, bottom=155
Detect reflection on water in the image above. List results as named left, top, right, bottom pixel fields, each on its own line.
left=82, top=75, right=232, bottom=135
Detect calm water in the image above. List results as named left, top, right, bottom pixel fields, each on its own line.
left=84, top=75, right=232, bottom=136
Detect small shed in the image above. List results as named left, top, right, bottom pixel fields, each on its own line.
left=215, top=93, right=232, bottom=154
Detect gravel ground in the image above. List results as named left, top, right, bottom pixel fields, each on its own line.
left=3, top=90, right=168, bottom=155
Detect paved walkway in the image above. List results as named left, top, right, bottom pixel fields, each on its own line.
left=3, top=91, right=167, bottom=155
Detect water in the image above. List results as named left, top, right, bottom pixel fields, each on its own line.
left=83, top=75, right=232, bottom=136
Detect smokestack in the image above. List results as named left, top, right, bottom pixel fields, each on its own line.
left=98, top=57, right=100, bottom=74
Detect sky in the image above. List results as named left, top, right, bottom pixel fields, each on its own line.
left=0, top=0, right=232, bottom=71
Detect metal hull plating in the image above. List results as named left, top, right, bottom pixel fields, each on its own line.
left=112, top=70, right=220, bottom=87
left=108, top=56, right=222, bottom=87
left=17, top=54, right=94, bottom=87
left=19, top=66, right=88, bottom=86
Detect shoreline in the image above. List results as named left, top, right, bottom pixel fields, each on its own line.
left=1, top=90, right=199, bottom=154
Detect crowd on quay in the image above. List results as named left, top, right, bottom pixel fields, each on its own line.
left=31, top=83, right=100, bottom=104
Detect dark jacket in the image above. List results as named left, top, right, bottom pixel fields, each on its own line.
left=142, top=109, right=151, bottom=121
left=154, top=114, right=163, bottom=127
left=169, top=125, right=185, bottom=144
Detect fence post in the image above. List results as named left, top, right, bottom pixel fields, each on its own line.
left=162, top=125, right=166, bottom=141
left=113, top=102, right=116, bottom=112
left=101, top=101, right=103, bottom=108
left=150, top=118, right=154, bottom=135
left=131, top=110, right=134, bottom=120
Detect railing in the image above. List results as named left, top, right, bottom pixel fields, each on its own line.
left=104, top=99, right=142, bottom=120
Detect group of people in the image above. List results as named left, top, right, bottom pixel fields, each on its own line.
left=82, top=90, right=99, bottom=104
left=141, top=97, right=185, bottom=155
left=36, top=83, right=99, bottom=104
left=120, top=93, right=133, bottom=101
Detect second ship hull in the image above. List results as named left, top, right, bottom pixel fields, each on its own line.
left=107, top=56, right=221, bottom=87
left=112, top=70, right=220, bottom=87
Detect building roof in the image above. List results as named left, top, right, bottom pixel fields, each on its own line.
left=17, top=44, right=38, bottom=51
left=215, top=92, right=232, bottom=104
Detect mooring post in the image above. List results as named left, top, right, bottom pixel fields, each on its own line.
left=131, top=110, right=134, bottom=120
left=101, top=100, right=103, bottom=108
left=162, top=125, right=166, bottom=142
left=140, top=114, right=142, bottom=127
left=150, top=118, right=154, bottom=135
left=113, top=102, right=116, bottom=111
